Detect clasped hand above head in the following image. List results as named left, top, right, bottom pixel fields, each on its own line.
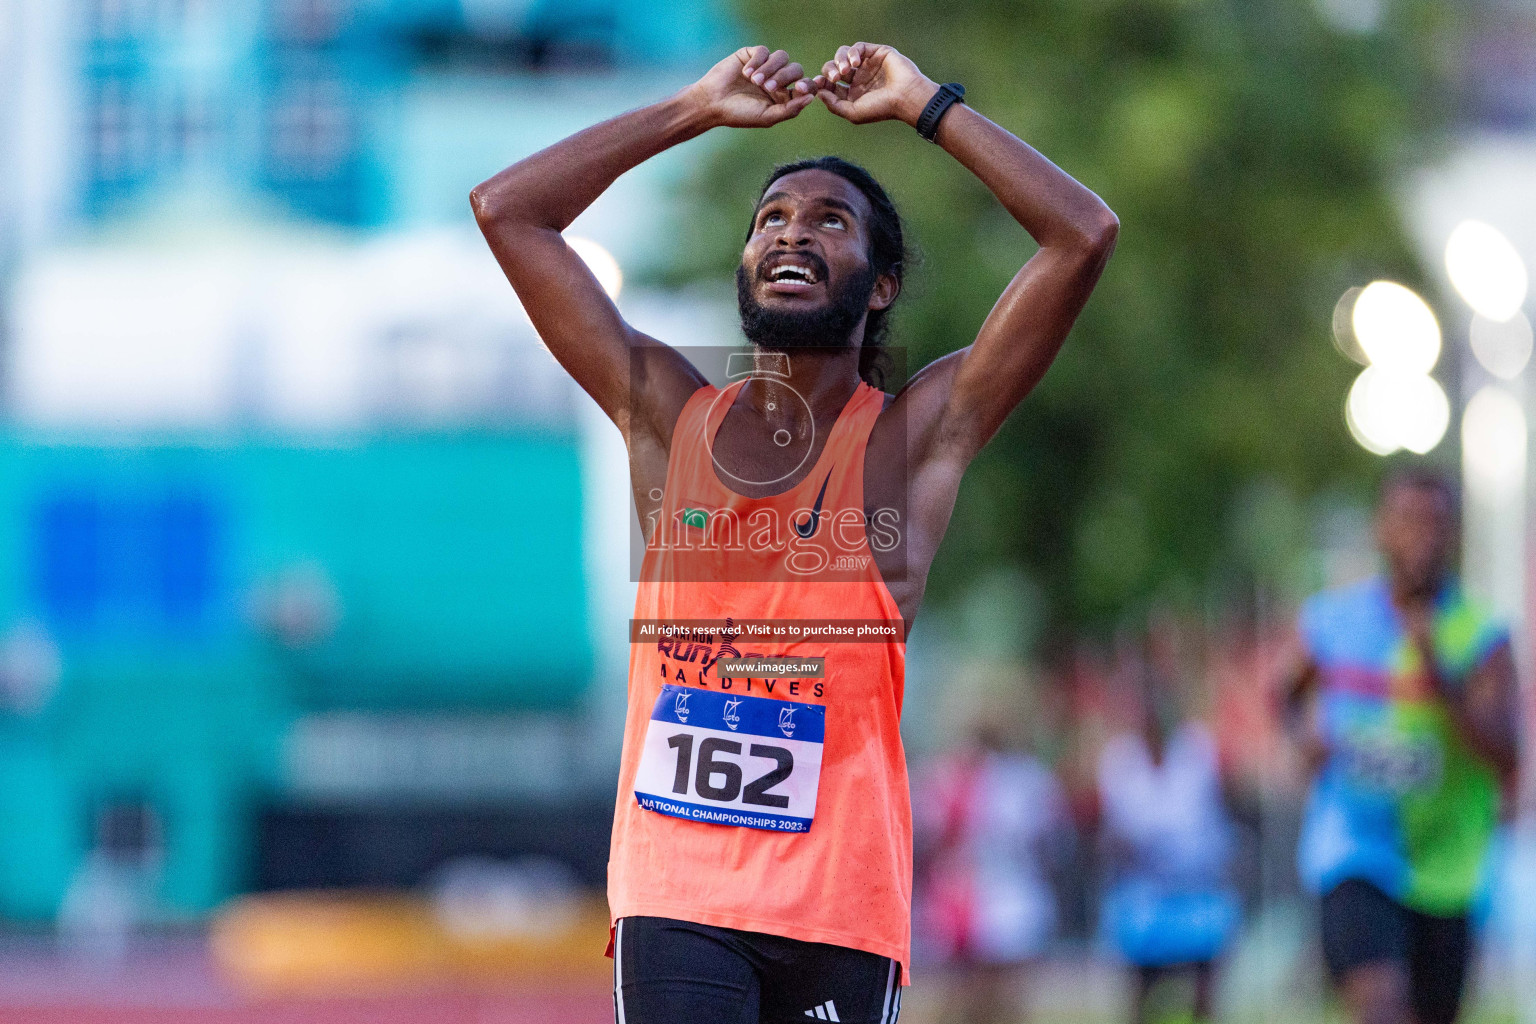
left=687, top=43, right=940, bottom=130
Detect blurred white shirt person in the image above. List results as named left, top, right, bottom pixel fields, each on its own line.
left=1097, top=693, right=1238, bottom=1024
left=914, top=723, right=1074, bottom=1024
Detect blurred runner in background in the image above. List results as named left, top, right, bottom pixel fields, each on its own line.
left=1097, top=648, right=1238, bottom=1024
left=914, top=717, right=1074, bottom=1024
left=1281, top=469, right=1519, bottom=1024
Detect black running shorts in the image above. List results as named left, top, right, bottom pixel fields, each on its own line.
left=612, top=916, right=903, bottom=1024
left=1320, top=878, right=1471, bottom=1024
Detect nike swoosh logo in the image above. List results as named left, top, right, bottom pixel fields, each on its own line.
left=794, top=469, right=833, bottom=538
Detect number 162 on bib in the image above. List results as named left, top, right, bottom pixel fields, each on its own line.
left=633, top=685, right=825, bottom=833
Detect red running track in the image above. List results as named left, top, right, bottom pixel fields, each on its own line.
left=0, top=935, right=614, bottom=1024
left=0, top=989, right=614, bottom=1024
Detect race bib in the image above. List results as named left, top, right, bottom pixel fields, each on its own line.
left=633, top=685, right=825, bottom=833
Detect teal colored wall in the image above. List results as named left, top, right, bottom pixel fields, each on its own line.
left=238, top=435, right=593, bottom=708
left=0, top=430, right=590, bottom=920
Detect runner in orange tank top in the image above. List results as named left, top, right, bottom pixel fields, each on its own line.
left=474, top=40, right=1117, bottom=1024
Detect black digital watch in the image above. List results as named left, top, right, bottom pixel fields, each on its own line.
left=916, top=82, right=966, bottom=142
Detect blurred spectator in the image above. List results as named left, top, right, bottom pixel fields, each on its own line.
left=0, top=618, right=62, bottom=714
left=1097, top=650, right=1239, bottom=1024
left=913, top=717, right=1075, bottom=1024
left=59, top=800, right=165, bottom=966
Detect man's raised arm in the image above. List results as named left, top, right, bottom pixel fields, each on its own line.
left=816, top=43, right=1119, bottom=465
left=470, top=48, right=813, bottom=441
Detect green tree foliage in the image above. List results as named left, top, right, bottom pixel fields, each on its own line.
left=668, top=0, right=1454, bottom=631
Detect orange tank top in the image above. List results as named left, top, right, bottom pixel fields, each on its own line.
left=608, top=379, right=912, bottom=978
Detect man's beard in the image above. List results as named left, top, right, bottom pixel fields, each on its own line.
left=736, top=256, right=876, bottom=352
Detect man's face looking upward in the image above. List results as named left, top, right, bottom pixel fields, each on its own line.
left=1376, top=481, right=1456, bottom=601
left=736, top=169, right=899, bottom=353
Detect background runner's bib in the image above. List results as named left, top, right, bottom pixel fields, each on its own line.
left=608, top=381, right=913, bottom=980
left=634, top=685, right=825, bottom=832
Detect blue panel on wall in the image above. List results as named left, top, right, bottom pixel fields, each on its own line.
left=31, top=490, right=224, bottom=638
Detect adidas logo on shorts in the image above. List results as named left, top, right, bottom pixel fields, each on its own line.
left=804, top=1000, right=840, bottom=1020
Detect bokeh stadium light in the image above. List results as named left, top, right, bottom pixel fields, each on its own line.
left=1346, top=365, right=1450, bottom=456
left=1444, top=220, right=1529, bottom=323
left=1351, top=280, right=1442, bottom=372
left=1470, top=313, right=1534, bottom=380
left=565, top=236, right=624, bottom=300
left=1335, top=280, right=1449, bottom=455
left=1449, top=219, right=1530, bottom=633
left=1331, top=286, right=1369, bottom=364
left=1462, top=385, right=1528, bottom=494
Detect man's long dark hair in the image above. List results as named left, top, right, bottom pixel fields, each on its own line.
left=749, top=156, right=908, bottom=389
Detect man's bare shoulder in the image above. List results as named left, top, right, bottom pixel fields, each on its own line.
left=626, top=334, right=710, bottom=447
left=869, top=348, right=967, bottom=463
